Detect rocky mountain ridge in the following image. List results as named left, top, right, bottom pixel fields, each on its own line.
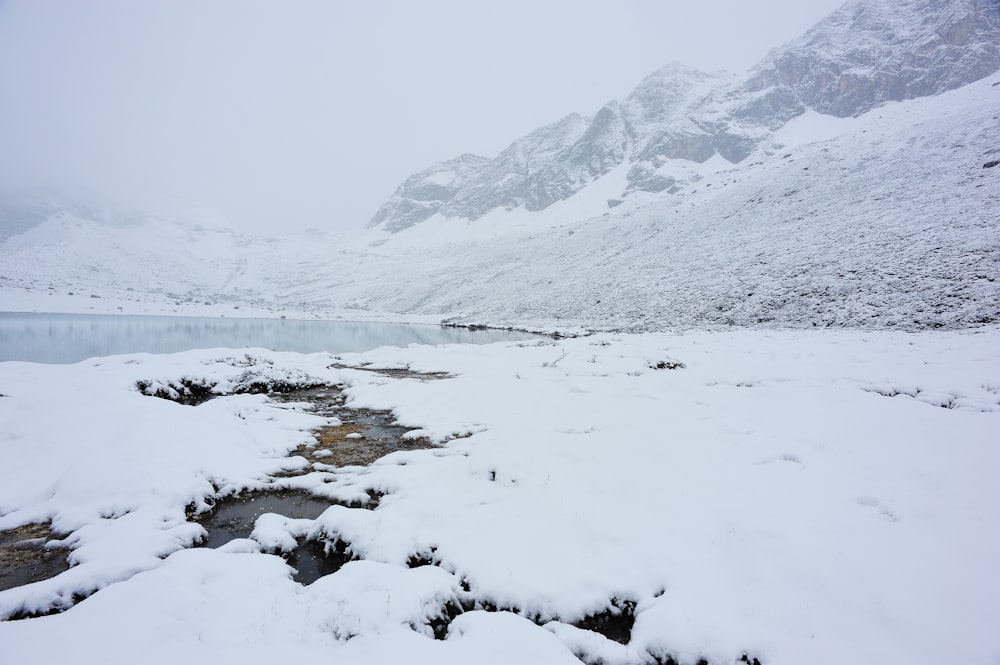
left=368, top=0, right=1000, bottom=232
left=3, top=67, right=998, bottom=331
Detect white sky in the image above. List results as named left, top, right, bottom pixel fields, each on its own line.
left=0, top=0, right=846, bottom=234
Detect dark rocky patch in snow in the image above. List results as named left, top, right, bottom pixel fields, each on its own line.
left=647, top=653, right=762, bottom=665
left=414, top=584, right=646, bottom=652
left=136, top=376, right=217, bottom=405
left=427, top=598, right=468, bottom=640
left=135, top=353, right=332, bottom=404
left=649, top=359, right=686, bottom=370
left=5, top=594, right=87, bottom=622
left=0, top=522, right=70, bottom=594
left=135, top=376, right=330, bottom=406
left=407, top=547, right=439, bottom=569
left=861, top=384, right=1000, bottom=411
left=327, top=362, right=454, bottom=381
left=571, top=597, right=638, bottom=645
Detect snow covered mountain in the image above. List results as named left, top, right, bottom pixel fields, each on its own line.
left=1, top=0, right=998, bottom=332
left=367, top=154, right=493, bottom=234
left=368, top=0, right=1000, bottom=232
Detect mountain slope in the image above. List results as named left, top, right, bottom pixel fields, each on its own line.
left=343, top=71, right=1000, bottom=330
left=3, top=69, right=997, bottom=331
left=735, top=0, right=1000, bottom=119
left=367, top=154, right=492, bottom=233
left=369, top=0, right=1000, bottom=233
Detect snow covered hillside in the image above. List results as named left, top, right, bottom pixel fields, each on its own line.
left=333, top=72, right=1000, bottom=331
left=1, top=329, right=998, bottom=664
left=4, top=69, right=997, bottom=331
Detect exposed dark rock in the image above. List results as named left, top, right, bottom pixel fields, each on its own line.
left=572, top=597, right=637, bottom=645
left=407, top=548, right=438, bottom=568
left=367, top=154, right=491, bottom=232
left=136, top=375, right=331, bottom=406
left=650, top=360, right=686, bottom=370
left=136, top=377, right=216, bottom=405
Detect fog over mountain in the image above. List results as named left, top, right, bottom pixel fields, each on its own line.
left=1, top=0, right=998, bottom=332
left=0, top=0, right=845, bottom=234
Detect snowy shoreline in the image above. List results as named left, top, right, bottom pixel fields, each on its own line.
left=8, top=285, right=999, bottom=341
left=0, top=287, right=590, bottom=338
left=1, top=327, right=998, bottom=664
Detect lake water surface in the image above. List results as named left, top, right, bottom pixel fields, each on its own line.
left=0, top=312, right=537, bottom=363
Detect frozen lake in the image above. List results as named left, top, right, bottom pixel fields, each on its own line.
left=0, top=312, right=536, bottom=363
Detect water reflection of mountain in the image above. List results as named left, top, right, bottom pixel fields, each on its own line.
left=0, top=313, right=535, bottom=363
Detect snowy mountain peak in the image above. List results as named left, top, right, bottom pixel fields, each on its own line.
left=366, top=153, right=491, bottom=233
left=622, top=61, right=720, bottom=122
left=368, top=0, right=1000, bottom=233
left=737, top=0, right=1000, bottom=118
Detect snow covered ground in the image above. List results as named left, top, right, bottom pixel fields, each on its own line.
left=1, top=328, right=998, bottom=664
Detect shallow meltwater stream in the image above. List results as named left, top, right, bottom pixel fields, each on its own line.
left=189, top=380, right=443, bottom=585
left=0, top=523, right=70, bottom=594
left=1, top=366, right=744, bottom=655
left=1, top=373, right=447, bottom=598
left=276, top=386, right=439, bottom=468
left=194, top=492, right=334, bottom=550
left=191, top=491, right=353, bottom=584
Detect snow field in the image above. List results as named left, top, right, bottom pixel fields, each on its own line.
left=0, top=329, right=998, bottom=664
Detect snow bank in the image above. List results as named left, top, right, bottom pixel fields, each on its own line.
left=1, top=330, right=998, bottom=663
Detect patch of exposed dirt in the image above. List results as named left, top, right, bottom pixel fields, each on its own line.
left=273, top=387, right=438, bottom=469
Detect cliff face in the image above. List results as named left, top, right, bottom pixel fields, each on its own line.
left=734, top=0, right=1000, bottom=119
left=369, top=0, right=1000, bottom=233
left=366, top=153, right=492, bottom=233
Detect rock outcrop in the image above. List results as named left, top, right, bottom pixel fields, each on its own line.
left=369, top=0, right=1000, bottom=232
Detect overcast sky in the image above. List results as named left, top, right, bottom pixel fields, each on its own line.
left=0, top=0, right=846, bottom=235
